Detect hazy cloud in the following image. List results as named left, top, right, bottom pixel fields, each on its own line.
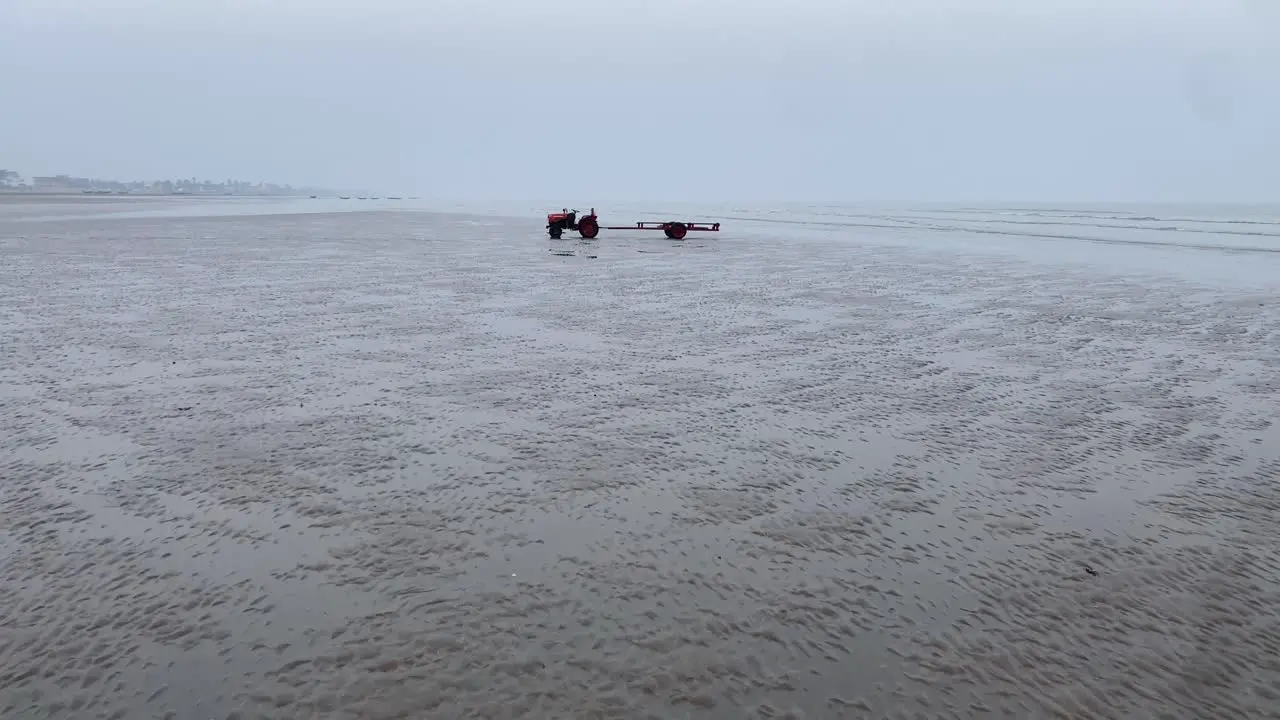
left=2, top=0, right=1276, bottom=201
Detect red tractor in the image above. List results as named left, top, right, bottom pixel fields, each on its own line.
left=546, top=208, right=599, bottom=239
left=546, top=207, right=719, bottom=240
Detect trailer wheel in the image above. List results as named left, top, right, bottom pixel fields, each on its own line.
left=578, top=216, right=599, bottom=239
left=664, top=222, right=687, bottom=240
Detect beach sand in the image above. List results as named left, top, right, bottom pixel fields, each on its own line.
left=2, top=200, right=1278, bottom=719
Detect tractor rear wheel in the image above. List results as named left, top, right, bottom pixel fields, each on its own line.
left=664, top=222, right=687, bottom=240
left=578, top=217, right=600, bottom=239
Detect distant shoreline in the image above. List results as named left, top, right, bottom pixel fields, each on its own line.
left=0, top=189, right=315, bottom=198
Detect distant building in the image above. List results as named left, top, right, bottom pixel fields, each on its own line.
left=32, top=175, right=91, bottom=190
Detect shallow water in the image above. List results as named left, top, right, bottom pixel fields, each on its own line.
left=2, top=198, right=1280, bottom=719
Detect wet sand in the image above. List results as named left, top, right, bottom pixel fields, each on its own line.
left=2, top=201, right=1279, bottom=719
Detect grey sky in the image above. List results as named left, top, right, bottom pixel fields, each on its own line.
left=2, top=0, right=1276, bottom=202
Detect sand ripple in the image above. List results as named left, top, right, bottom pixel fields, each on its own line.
left=2, top=204, right=1279, bottom=718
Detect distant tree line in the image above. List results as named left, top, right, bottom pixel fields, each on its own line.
left=0, top=169, right=340, bottom=196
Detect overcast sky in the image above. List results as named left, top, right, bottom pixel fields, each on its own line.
left=1, top=0, right=1276, bottom=202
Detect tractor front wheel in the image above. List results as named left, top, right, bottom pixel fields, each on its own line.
left=549, top=225, right=563, bottom=239
left=664, top=222, right=687, bottom=240
left=578, top=216, right=600, bottom=239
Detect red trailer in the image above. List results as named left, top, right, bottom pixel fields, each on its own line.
left=546, top=208, right=720, bottom=240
